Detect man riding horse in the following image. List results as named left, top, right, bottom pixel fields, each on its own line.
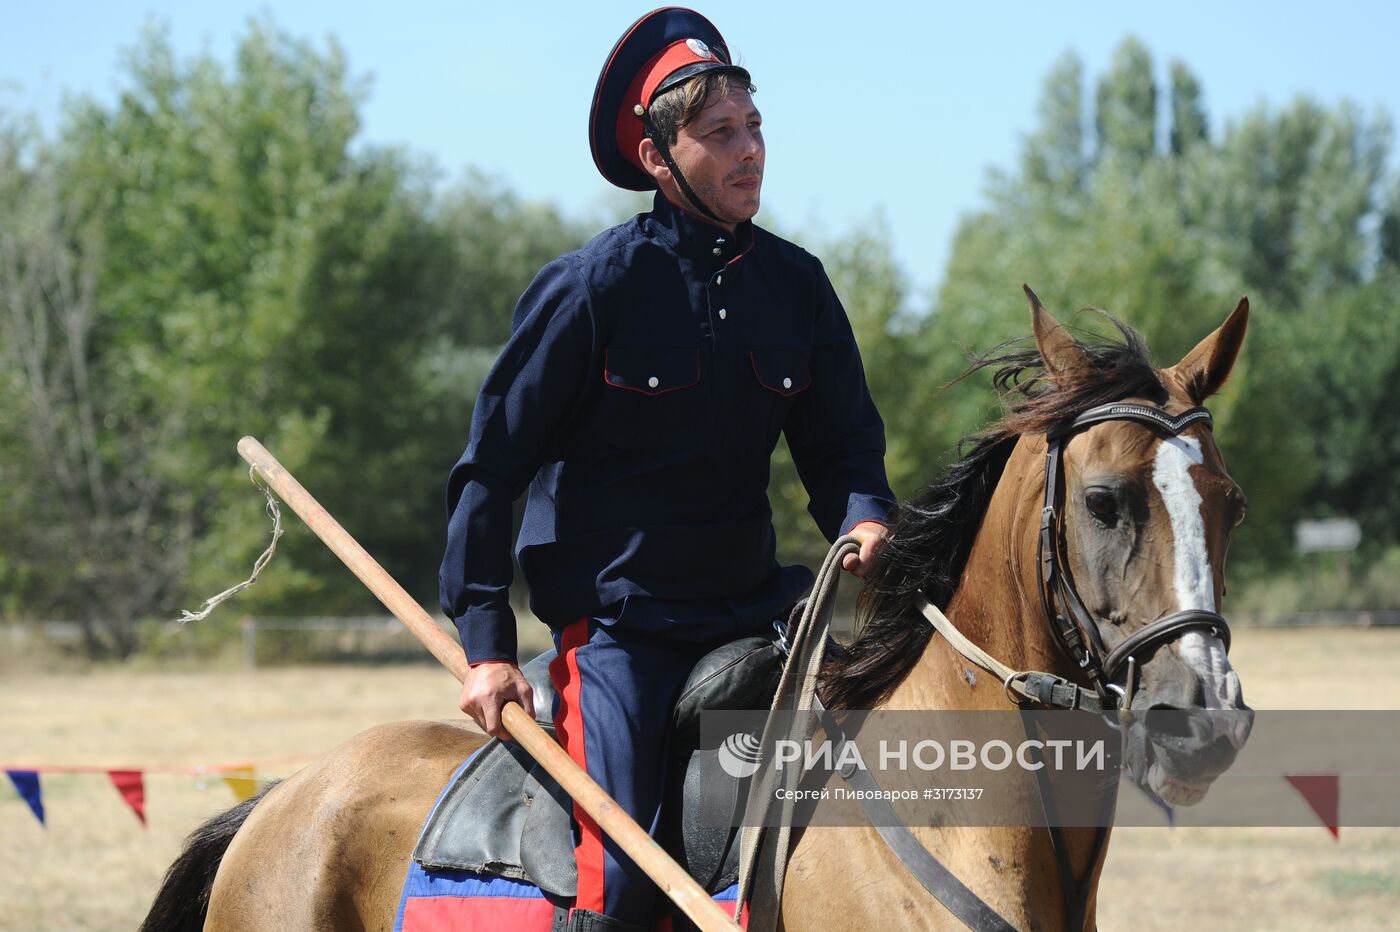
left=439, top=8, right=895, bottom=929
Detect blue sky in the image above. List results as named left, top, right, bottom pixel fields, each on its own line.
left=4, top=1, right=1398, bottom=294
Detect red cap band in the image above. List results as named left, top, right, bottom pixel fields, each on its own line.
left=615, top=39, right=719, bottom=174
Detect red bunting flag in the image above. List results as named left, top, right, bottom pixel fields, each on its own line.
left=1284, top=774, right=1340, bottom=840
left=107, top=770, right=147, bottom=826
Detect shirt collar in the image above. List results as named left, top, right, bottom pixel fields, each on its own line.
left=647, top=191, right=754, bottom=265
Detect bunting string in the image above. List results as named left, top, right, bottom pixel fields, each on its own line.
left=2, top=754, right=317, bottom=828
left=0, top=754, right=316, bottom=774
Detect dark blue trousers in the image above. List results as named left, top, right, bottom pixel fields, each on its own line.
left=547, top=599, right=780, bottom=925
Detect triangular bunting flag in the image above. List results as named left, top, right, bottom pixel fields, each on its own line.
left=222, top=766, right=259, bottom=803
left=107, top=770, right=147, bottom=826
left=5, top=770, right=45, bottom=826
left=1284, top=774, right=1340, bottom=839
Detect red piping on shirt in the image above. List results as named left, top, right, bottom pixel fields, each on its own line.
left=603, top=348, right=702, bottom=395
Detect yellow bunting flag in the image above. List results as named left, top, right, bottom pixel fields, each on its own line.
left=222, top=766, right=259, bottom=802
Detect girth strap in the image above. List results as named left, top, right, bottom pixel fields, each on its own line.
left=818, top=699, right=1018, bottom=932
left=1018, top=711, right=1116, bottom=932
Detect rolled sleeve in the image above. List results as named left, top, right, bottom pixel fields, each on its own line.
left=840, top=501, right=893, bottom=537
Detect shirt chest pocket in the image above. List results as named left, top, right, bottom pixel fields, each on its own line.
left=601, top=346, right=705, bottom=447
left=748, top=348, right=812, bottom=397
left=748, top=347, right=812, bottom=445
left=604, top=346, right=701, bottom=396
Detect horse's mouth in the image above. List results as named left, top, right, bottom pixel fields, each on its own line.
left=1146, top=760, right=1213, bottom=806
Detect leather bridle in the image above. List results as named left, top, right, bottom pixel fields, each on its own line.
left=1037, top=401, right=1232, bottom=710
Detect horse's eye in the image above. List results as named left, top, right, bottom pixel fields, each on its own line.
left=1085, top=490, right=1118, bottom=525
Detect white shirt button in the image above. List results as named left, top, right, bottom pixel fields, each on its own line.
left=712, top=247, right=722, bottom=256
left=647, top=376, right=659, bottom=389
left=715, top=274, right=723, bottom=285
left=782, top=377, right=793, bottom=389
left=718, top=308, right=727, bottom=320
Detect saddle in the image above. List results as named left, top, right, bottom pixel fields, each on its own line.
left=412, top=634, right=785, bottom=902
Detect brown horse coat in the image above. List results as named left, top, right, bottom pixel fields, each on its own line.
left=206, top=720, right=486, bottom=931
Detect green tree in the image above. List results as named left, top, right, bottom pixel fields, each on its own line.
left=1023, top=52, right=1087, bottom=196
left=0, top=18, right=601, bottom=654
left=1, top=20, right=440, bottom=651
left=931, top=39, right=1398, bottom=574
left=0, top=120, right=150, bottom=651
left=1169, top=60, right=1208, bottom=156
left=1381, top=175, right=1400, bottom=268
left=1095, top=37, right=1157, bottom=166
left=431, top=171, right=593, bottom=349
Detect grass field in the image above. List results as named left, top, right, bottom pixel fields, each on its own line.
left=2, top=627, right=1398, bottom=930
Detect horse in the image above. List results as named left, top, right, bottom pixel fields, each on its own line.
left=141, top=292, right=1253, bottom=931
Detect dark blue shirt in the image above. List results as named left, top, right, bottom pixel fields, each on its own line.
left=440, top=193, right=895, bottom=663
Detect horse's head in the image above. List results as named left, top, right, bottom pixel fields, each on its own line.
left=827, top=290, right=1255, bottom=805
left=1027, top=288, right=1253, bottom=805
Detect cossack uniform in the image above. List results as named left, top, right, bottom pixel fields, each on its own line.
left=439, top=8, right=895, bottom=929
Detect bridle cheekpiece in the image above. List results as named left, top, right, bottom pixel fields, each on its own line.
left=1036, top=401, right=1232, bottom=709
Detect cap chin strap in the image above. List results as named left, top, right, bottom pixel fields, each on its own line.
left=639, top=112, right=726, bottom=226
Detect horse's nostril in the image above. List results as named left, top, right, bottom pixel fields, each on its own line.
left=1144, top=704, right=1194, bottom=738
left=1224, top=710, right=1254, bottom=750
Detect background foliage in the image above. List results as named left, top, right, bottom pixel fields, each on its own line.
left=2, top=23, right=1396, bottom=657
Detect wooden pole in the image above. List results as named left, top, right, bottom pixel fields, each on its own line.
left=236, top=437, right=740, bottom=932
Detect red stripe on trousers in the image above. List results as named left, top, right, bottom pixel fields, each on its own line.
left=549, top=618, right=606, bottom=915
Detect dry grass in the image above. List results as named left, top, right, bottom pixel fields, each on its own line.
left=1096, top=627, right=1400, bottom=932
left=0, top=664, right=457, bottom=931
left=1, top=627, right=1397, bottom=930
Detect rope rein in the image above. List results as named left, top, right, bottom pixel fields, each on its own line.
left=734, top=535, right=859, bottom=925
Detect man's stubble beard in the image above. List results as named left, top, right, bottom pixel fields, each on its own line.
left=687, top=165, right=763, bottom=226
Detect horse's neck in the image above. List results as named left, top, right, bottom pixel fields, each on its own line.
left=882, top=435, right=1065, bottom=712
left=876, top=434, right=1108, bottom=930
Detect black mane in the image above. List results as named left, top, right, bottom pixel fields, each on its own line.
left=820, top=315, right=1166, bottom=710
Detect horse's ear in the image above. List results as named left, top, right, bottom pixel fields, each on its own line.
left=1166, top=297, right=1250, bottom=403
left=1026, top=284, right=1090, bottom=378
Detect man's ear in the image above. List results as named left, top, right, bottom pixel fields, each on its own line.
left=638, top=138, right=669, bottom=184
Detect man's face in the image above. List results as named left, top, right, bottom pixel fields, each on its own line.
left=666, top=88, right=764, bottom=226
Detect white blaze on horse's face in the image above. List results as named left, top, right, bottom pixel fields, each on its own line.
left=1151, top=433, right=1242, bottom=711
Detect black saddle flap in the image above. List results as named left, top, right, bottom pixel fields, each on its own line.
left=412, top=722, right=578, bottom=897
left=413, top=635, right=784, bottom=898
